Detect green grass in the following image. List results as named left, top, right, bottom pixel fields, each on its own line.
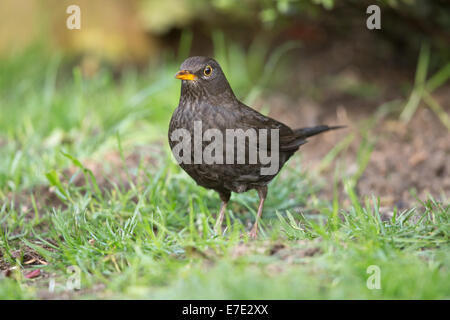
left=0, top=44, right=449, bottom=300
left=400, top=42, right=450, bottom=129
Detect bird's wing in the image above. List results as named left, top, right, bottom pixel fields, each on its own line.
left=231, top=101, right=306, bottom=152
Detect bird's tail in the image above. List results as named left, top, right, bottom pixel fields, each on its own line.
left=280, top=125, right=345, bottom=152
left=293, top=125, right=345, bottom=139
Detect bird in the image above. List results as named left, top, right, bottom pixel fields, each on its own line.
left=169, top=56, right=343, bottom=238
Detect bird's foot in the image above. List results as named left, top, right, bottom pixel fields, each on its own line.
left=248, top=227, right=258, bottom=239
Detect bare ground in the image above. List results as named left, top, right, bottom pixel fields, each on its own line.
left=263, top=84, right=449, bottom=209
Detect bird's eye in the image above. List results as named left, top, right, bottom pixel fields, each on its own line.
left=203, top=65, right=213, bottom=76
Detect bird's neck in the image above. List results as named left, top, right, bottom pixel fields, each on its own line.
left=180, top=82, right=237, bottom=106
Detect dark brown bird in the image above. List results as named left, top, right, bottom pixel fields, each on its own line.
left=169, top=56, right=342, bottom=238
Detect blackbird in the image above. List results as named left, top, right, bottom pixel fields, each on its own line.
left=169, top=56, right=342, bottom=238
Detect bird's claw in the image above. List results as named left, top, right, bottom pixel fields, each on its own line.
left=248, top=228, right=258, bottom=239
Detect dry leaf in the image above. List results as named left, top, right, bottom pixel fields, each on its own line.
left=24, top=269, right=41, bottom=279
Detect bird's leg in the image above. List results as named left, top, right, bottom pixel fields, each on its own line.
left=249, top=186, right=268, bottom=239
left=214, top=201, right=227, bottom=234
left=214, top=191, right=230, bottom=235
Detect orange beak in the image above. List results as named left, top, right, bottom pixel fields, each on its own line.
left=175, top=70, right=197, bottom=81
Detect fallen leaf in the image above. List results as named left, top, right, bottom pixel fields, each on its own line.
left=24, top=269, right=41, bottom=279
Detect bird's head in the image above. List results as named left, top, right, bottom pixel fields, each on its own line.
left=175, top=56, right=235, bottom=100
